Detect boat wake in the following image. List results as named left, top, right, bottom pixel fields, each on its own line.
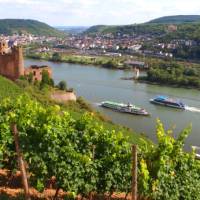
left=185, top=106, right=200, bottom=113
left=92, top=102, right=101, bottom=107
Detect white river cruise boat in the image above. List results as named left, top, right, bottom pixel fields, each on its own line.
left=101, top=101, right=149, bottom=116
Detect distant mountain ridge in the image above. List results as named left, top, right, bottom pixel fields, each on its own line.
left=147, top=15, right=200, bottom=24
left=84, top=15, right=200, bottom=41
left=84, top=24, right=166, bottom=36
left=0, top=19, right=65, bottom=37
left=55, top=26, right=89, bottom=34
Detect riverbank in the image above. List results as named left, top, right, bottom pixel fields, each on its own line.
left=121, top=76, right=200, bottom=90
left=26, top=52, right=200, bottom=90
left=26, top=52, right=129, bottom=70
left=138, top=78, right=200, bottom=90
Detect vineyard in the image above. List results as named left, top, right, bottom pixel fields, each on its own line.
left=0, top=76, right=23, bottom=100
left=0, top=94, right=200, bottom=200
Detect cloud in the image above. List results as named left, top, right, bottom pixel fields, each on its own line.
left=0, top=0, right=199, bottom=26
left=0, top=0, right=40, bottom=4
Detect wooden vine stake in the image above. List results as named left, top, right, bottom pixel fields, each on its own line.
left=11, top=124, right=31, bottom=200
left=132, top=145, right=137, bottom=200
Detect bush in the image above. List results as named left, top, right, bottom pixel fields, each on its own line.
left=138, top=120, right=200, bottom=200
left=102, top=60, right=117, bottom=68
left=40, top=70, right=54, bottom=89
left=145, top=62, right=200, bottom=89
left=58, top=80, right=67, bottom=90
left=51, top=52, right=62, bottom=62
left=0, top=95, right=131, bottom=196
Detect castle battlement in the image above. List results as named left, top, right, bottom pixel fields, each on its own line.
left=0, top=40, right=24, bottom=80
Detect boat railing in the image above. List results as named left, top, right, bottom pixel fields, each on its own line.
left=192, top=146, right=200, bottom=150
left=192, top=146, right=200, bottom=160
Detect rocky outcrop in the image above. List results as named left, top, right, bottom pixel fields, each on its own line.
left=51, top=91, right=77, bottom=103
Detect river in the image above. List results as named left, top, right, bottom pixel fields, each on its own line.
left=25, top=59, right=200, bottom=150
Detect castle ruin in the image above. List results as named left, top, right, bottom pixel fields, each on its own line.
left=0, top=40, right=24, bottom=80
left=25, top=65, right=52, bottom=81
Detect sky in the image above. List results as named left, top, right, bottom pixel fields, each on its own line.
left=0, top=0, right=200, bottom=26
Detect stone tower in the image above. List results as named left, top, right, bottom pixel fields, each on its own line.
left=0, top=40, right=24, bottom=80
left=13, top=46, right=25, bottom=78
left=0, top=40, right=9, bottom=54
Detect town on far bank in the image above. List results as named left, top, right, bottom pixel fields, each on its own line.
left=0, top=19, right=200, bottom=90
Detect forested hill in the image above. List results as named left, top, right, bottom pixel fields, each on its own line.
left=84, top=24, right=166, bottom=36
left=147, top=15, right=200, bottom=24
left=84, top=15, right=200, bottom=37
left=0, top=19, right=65, bottom=37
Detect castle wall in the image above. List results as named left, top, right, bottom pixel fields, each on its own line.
left=0, top=46, right=24, bottom=80
left=25, top=65, right=52, bottom=81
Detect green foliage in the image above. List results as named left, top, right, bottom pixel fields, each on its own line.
left=1, top=75, right=199, bottom=199
left=143, top=61, right=200, bottom=89
left=13, top=76, right=145, bottom=146
left=102, top=60, right=117, bottom=68
left=183, top=68, right=198, bottom=76
left=85, top=17, right=200, bottom=44
left=0, top=19, right=65, bottom=37
left=0, top=95, right=199, bottom=199
left=0, top=95, right=132, bottom=196
left=164, top=23, right=200, bottom=42
left=40, top=70, right=54, bottom=89
left=0, top=76, right=22, bottom=100
left=27, top=72, right=33, bottom=83
left=148, top=15, right=200, bottom=24
left=51, top=52, right=62, bottom=62
left=26, top=52, right=126, bottom=70
left=58, top=80, right=67, bottom=90
left=85, top=24, right=166, bottom=36
left=138, top=119, right=200, bottom=200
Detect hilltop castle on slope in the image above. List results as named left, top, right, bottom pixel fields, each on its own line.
left=0, top=40, right=24, bottom=80
left=0, top=40, right=52, bottom=82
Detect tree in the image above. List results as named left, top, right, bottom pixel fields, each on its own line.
left=27, top=72, right=33, bottom=83
left=51, top=52, right=62, bottom=62
left=102, top=60, right=117, bottom=69
left=40, top=70, right=54, bottom=89
left=58, top=80, right=67, bottom=91
left=184, top=68, right=198, bottom=76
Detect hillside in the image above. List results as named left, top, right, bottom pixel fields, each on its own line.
left=84, top=24, right=166, bottom=36
left=147, top=15, right=200, bottom=24
left=84, top=15, right=200, bottom=37
left=0, top=75, right=146, bottom=145
left=0, top=75, right=23, bottom=100
left=0, top=19, right=65, bottom=37
left=0, top=81, right=199, bottom=200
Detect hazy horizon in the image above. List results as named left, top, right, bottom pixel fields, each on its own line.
left=0, top=0, right=199, bottom=26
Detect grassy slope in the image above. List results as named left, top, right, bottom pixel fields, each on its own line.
left=0, top=76, right=149, bottom=146
left=0, top=76, right=23, bottom=100
left=0, top=19, right=65, bottom=37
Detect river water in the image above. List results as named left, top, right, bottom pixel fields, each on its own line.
left=25, top=59, right=200, bottom=150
